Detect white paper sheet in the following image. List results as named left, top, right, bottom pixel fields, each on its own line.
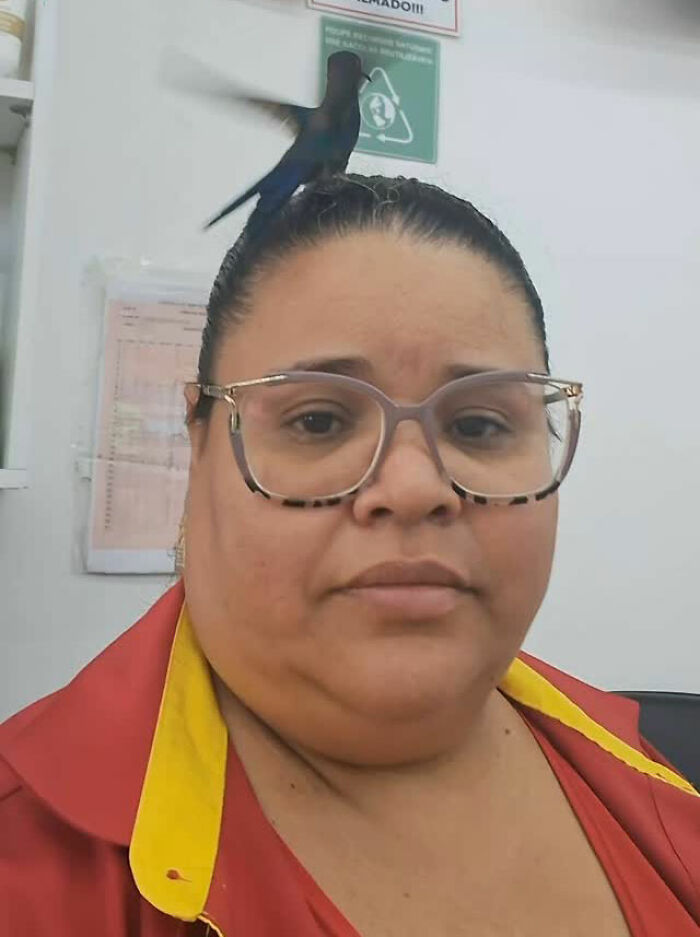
left=86, top=274, right=208, bottom=574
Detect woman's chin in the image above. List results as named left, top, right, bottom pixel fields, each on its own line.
left=315, top=638, right=488, bottom=730
left=298, top=692, right=479, bottom=767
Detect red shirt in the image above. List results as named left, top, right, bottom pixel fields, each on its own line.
left=1, top=582, right=699, bottom=936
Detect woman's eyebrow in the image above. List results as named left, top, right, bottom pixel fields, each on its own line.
left=279, top=358, right=500, bottom=381
left=284, top=356, right=373, bottom=377
left=442, top=363, right=500, bottom=380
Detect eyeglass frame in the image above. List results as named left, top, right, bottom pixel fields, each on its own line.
left=188, top=369, right=583, bottom=509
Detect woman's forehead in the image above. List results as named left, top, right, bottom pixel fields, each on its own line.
left=219, top=232, right=544, bottom=382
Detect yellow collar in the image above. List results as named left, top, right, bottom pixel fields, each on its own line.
left=129, top=602, right=698, bottom=923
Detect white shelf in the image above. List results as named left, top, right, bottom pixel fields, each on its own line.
left=0, top=79, right=34, bottom=151
left=0, top=468, right=27, bottom=489
left=0, top=0, right=50, bottom=485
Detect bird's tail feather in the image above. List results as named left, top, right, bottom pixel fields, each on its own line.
left=204, top=177, right=264, bottom=230
left=243, top=184, right=299, bottom=239
left=205, top=162, right=305, bottom=234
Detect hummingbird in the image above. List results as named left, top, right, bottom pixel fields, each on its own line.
left=162, top=49, right=372, bottom=233
left=196, top=52, right=370, bottom=234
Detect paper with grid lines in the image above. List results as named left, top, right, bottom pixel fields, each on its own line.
left=87, top=279, right=206, bottom=573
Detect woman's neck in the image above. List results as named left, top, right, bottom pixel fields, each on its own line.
left=212, top=671, right=528, bottom=838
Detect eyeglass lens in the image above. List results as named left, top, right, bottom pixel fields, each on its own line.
left=235, top=378, right=570, bottom=500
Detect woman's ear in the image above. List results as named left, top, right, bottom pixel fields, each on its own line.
left=184, top=383, right=206, bottom=465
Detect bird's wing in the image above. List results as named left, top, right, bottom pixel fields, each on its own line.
left=235, top=96, right=313, bottom=136
left=160, top=48, right=312, bottom=138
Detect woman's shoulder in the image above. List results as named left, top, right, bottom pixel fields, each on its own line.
left=507, top=649, right=700, bottom=924
left=0, top=772, right=180, bottom=935
left=500, top=650, right=640, bottom=747
left=0, top=583, right=184, bottom=829
left=508, top=648, right=699, bottom=798
left=0, top=583, right=188, bottom=936
left=0, top=581, right=183, bottom=744
left=0, top=757, right=124, bottom=932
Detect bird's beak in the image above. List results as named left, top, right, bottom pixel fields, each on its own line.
left=362, top=72, right=372, bottom=82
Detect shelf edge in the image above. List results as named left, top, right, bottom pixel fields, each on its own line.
left=0, top=468, right=28, bottom=489
left=0, top=77, right=34, bottom=103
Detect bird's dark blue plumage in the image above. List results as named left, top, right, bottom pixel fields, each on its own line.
left=203, top=51, right=367, bottom=234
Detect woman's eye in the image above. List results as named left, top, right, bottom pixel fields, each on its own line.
left=450, top=414, right=509, bottom=442
left=289, top=410, right=346, bottom=436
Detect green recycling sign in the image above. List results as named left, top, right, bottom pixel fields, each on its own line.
left=320, top=17, right=440, bottom=163
left=361, top=68, right=415, bottom=147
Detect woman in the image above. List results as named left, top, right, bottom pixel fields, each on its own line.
left=1, top=175, right=698, bottom=936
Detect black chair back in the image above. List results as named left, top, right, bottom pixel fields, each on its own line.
left=616, top=691, right=700, bottom=792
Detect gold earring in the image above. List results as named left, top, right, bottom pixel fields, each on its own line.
left=174, top=513, right=186, bottom=577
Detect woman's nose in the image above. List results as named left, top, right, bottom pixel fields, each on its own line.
left=351, top=421, right=463, bottom=526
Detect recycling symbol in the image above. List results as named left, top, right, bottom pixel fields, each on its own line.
left=359, top=67, right=414, bottom=146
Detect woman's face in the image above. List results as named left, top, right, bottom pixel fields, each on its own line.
left=185, top=232, right=558, bottom=764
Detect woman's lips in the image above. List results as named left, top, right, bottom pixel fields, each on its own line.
left=341, top=584, right=464, bottom=619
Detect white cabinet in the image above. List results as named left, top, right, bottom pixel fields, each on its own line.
left=0, top=0, right=52, bottom=490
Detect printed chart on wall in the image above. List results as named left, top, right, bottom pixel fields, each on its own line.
left=310, top=0, right=458, bottom=37
left=321, top=17, right=439, bottom=163
left=86, top=275, right=208, bottom=574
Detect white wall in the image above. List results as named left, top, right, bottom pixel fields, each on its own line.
left=1, top=0, right=699, bottom=719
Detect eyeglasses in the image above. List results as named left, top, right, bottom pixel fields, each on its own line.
left=189, top=370, right=583, bottom=508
